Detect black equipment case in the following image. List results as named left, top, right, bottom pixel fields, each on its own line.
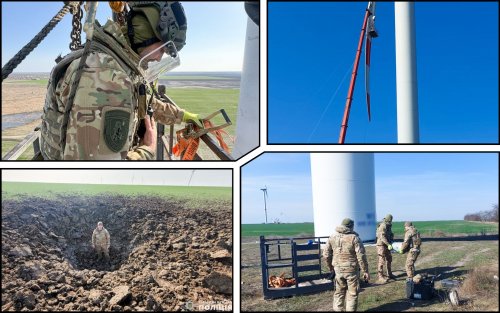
left=406, top=278, right=435, bottom=300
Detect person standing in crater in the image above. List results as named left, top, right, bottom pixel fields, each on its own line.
left=92, top=221, right=110, bottom=263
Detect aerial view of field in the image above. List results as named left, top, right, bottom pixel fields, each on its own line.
left=1, top=72, right=240, bottom=160
left=1, top=181, right=233, bottom=311
left=241, top=223, right=499, bottom=312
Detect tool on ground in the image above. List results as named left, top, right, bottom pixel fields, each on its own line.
left=269, top=273, right=297, bottom=288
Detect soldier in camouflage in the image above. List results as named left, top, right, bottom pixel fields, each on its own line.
left=398, top=221, right=422, bottom=279
left=40, top=2, right=200, bottom=160
left=376, top=214, right=395, bottom=283
left=323, top=218, right=370, bottom=312
left=92, top=222, right=110, bottom=262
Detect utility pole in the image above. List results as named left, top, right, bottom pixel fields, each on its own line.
left=395, top=2, right=420, bottom=143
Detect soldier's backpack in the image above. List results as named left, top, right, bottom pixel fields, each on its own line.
left=412, top=229, right=422, bottom=247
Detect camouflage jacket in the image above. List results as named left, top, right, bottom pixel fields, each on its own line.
left=92, top=228, right=110, bottom=247
left=323, top=225, right=369, bottom=274
left=40, top=19, right=184, bottom=160
left=376, top=220, right=394, bottom=246
left=401, top=226, right=421, bottom=252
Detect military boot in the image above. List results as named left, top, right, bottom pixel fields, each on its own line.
left=387, top=264, right=397, bottom=279
left=377, top=274, right=389, bottom=283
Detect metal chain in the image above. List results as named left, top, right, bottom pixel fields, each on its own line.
left=1, top=3, right=76, bottom=81
left=69, top=1, right=84, bottom=51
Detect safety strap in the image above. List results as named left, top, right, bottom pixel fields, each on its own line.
left=172, top=120, right=233, bottom=160
left=60, top=39, right=93, bottom=152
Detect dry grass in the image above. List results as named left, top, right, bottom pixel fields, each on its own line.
left=242, top=238, right=499, bottom=311
left=434, top=230, right=446, bottom=237
left=458, top=264, right=499, bottom=311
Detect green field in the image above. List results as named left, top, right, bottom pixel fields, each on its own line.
left=159, top=75, right=231, bottom=80
left=2, top=181, right=231, bottom=208
left=167, top=88, right=238, bottom=137
left=242, top=220, right=498, bottom=237
left=1, top=140, right=34, bottom=160
left=2, top=87, right=239, bottom=160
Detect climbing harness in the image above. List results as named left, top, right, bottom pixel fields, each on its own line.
left=60, top=2, right=99, bottom=154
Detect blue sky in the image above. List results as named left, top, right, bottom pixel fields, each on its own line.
left=241, top=153, right=499, bottom=224
left=1, top=2, right=247, bottom=72
left=268, top=2, right=499, bottom=144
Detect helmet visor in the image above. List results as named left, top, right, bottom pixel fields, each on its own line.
left=138, top=41, right=180, bottom=83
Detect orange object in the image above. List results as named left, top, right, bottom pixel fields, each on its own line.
left=268, top=273, right=296, bottom=288
left=109, top=1, right=125, bottom=13
left=172, top=121, right=233, bottom=160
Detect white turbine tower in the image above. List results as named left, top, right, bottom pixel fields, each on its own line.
left=310, top=153, right=377, bottom=241
left=311, top=3, right=419, bottom=241
left=260, top=186, right=269, bottom=224
left=395, top=2, right=420, bottom=143
left=233, top=3, right=259, bottom=158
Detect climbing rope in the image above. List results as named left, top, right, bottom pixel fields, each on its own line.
left=1, top=2, right=80, bottom=81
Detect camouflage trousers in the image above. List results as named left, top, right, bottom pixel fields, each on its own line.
left=376, top=245, right=392, bottom=277
left=95, top=245, right=110, bottom=261
left=405, top=248, right=420, bottom=278
left=333, top=272, right=359, bottom=312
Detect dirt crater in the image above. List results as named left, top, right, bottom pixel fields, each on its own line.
left=2, top=195, right=232, bottom=311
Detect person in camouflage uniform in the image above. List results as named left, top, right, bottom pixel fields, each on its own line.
left=40, top=2, right=200, bottom=160
left=92, top=222, right=110, bottom=262
left=376, top=214, right=395, bottom=283
left=323, top=218, right=370, bottom=312
left=398, top=221, right=422, bottom=279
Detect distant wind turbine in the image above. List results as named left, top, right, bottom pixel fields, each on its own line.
left=260, top=186, right=269, bottom=224
left=188, top=170, right=195, bottom=186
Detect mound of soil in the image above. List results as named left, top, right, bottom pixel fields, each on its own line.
left=1, top=195, right=232, bottom=311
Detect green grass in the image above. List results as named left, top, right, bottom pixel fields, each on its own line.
left=242, top=223, right=314, bottom=237
left=241, top=220, right=498, bottom=237
left=1, top=181, right=231, bottom=208
left=1, top=140, right=34, bottom=160
left=160, top=75, right=231, bottom=80
left=167, top=88, right=239, bottom=137
left=241, top=237, right=499, bottom=311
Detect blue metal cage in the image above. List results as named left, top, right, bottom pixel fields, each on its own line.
left=259, top=235, right=334, bottom=299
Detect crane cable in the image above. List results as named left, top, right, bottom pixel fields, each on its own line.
left=307, top=60, right=354, bottom=143
left=1, top=2, right=81, bottom=81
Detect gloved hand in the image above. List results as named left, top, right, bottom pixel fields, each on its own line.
left=388, top=244, right=393, bottom=250
left=182, top=111, right=202, bottom=127
left=398, top=249, right=403, bottom=254
left=363, top=272, right=370, bottom=282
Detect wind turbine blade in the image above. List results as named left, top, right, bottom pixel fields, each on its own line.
left=365, top=34, right=372, bottom=122
left=365, top=2, right=377, bottom=122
